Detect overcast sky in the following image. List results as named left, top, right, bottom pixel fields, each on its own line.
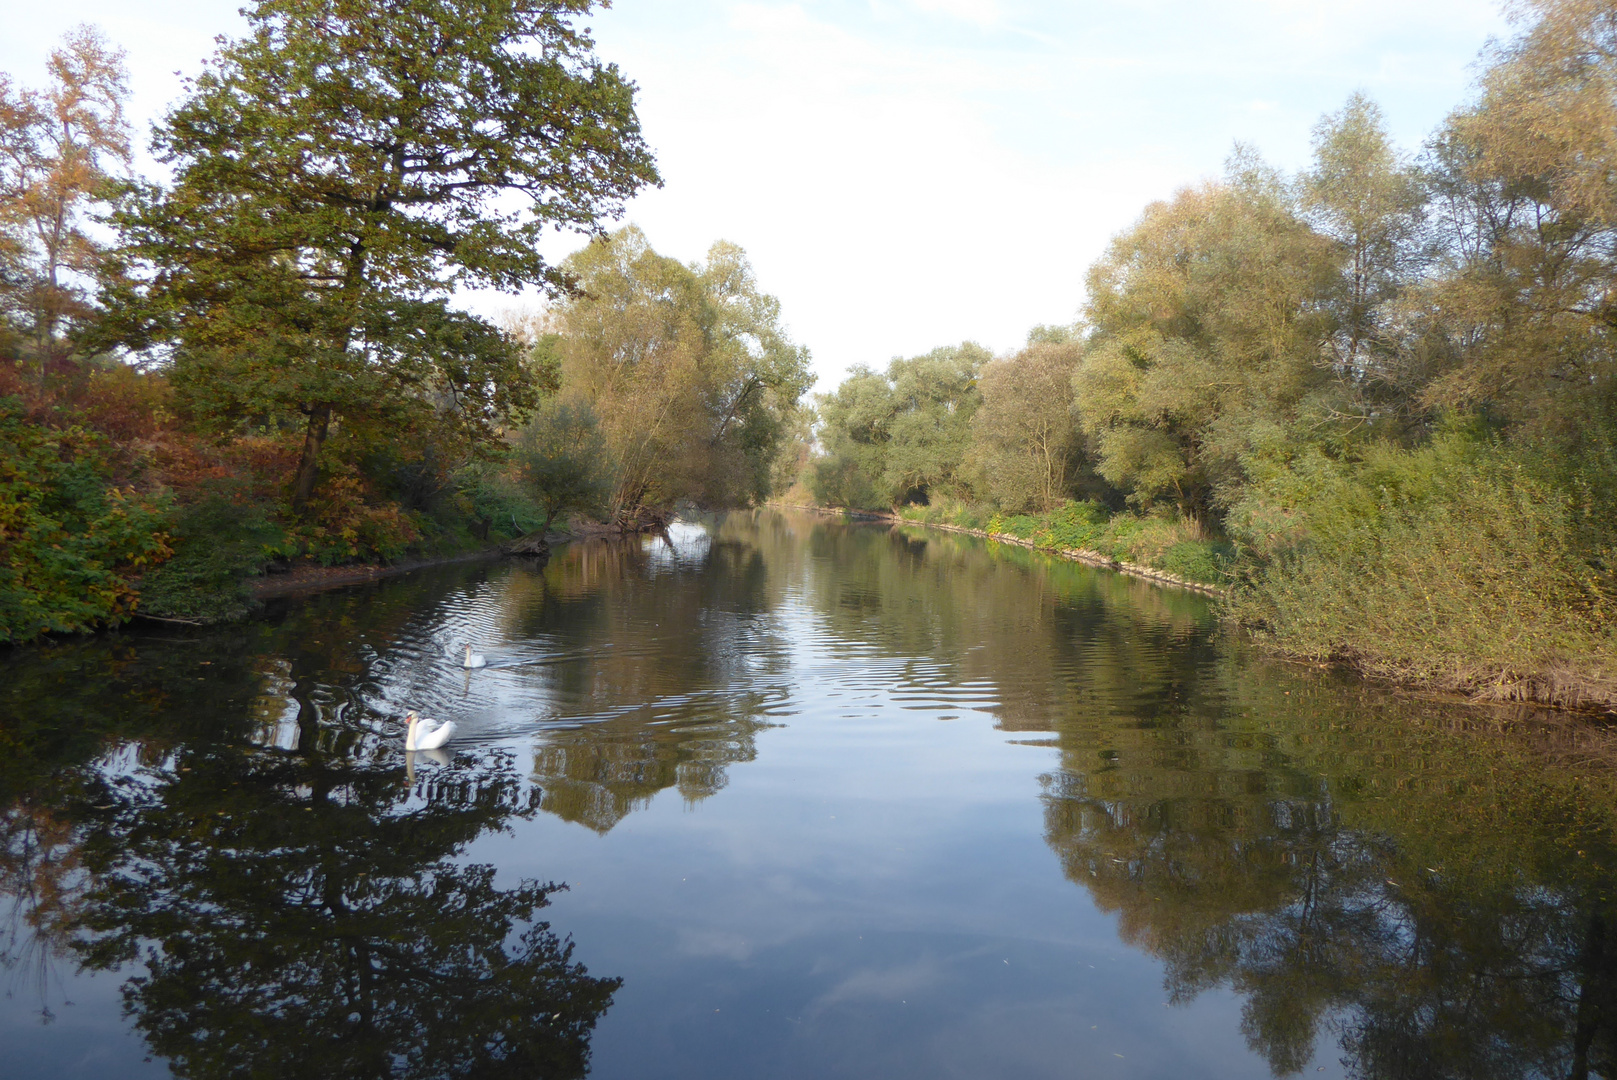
left=3, top=0, right=1511, bottom=390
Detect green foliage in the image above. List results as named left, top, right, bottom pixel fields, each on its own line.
left=456, top=459, right=549, bottom=543
left=812, top=343, right=988, bottom=509
left=512, top=398, right=612, bottom=533
left=1158, top=539, right=1230, bottom=585
left=1074, top=162, right=1339, bottom=517
left=1416, top=0, right=1617, bottom=438
left=0, top=396, right=172, bottom=641
left=979, top=498, right=1230, bottom=585
left=894, top=496, right=994, bottom=531
left=1227, top=425, right=1617, bottom=700
left=135, top=494, right=293, bottom=622
left=105, top=0, right=658, bottom=506
left=968, top=342, right=1083, bottom=513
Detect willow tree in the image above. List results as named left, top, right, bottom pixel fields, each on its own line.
left=1300, top=93, right=1425, bottom=406
left=557, top=226, right=811, bottom=526
left=968, top=339, right=1083, bottom=513
left=108, top=0, right=658, bottom=508
left=1418, top=0, right=1617, bottom=441
left=1073, top=160, right=1338, bottom=518
left=812, top=343, right=987, bottom=510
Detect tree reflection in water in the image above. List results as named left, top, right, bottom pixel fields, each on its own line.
left=1042, top=673, right=1617, bottom=1079
left=505, top=530, right=788, bottom=832
left=0, top=628, right=619, bottom=1079
left=4, top=511, right=1617, bottom=1079
left=736, top=514, right=1617, bottom=1079
left=77, top=749, right=615, bottom=1078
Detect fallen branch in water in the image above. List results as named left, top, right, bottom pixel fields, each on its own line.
left=133, top=612, right=205, bottom=627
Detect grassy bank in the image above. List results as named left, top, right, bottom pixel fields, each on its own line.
left=788, top=439, right=1617, bottom=716
left=783, top=494, right=1233, bottom=592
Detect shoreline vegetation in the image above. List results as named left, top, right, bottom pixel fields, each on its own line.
left=784, top=498, right=1615, bottom=717
left=773, top=502, right=1226, bottom=597
left=1, top=1, right=1613, bottom=722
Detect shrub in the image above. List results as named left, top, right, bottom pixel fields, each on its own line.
left=1226, top=427, right=1617, bottom=703
left=292, top=467, right=421, bottom=566
left=1159, top=539, right=1232, bottom=585
left=0, top=397, right=174, bottom=642
left=136, top=495, right=294, bottom=622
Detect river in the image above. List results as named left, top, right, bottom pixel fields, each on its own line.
left=2, top=509, right=1614, bottom=1079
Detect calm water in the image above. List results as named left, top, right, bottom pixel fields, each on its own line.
left=2, top=510, right=1615, bottom=1079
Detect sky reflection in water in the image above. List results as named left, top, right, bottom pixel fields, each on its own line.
left=1, top=510, right=1614, bottom=1079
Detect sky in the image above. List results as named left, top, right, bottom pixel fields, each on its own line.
left=1, top=0, right=1513, bottom=390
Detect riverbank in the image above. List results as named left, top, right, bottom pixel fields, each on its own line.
left=773, top=503, right=1224, bottom=596
left=777, top=502, right=1616, bottom=720
left=245, top=516, right=651, bottom=602
left=247, top=547, right=509, bottom=600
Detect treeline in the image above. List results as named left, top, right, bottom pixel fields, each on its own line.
left=803, top=0, right=1615, bottom=708
left=0, top=1, right=810, bottom=641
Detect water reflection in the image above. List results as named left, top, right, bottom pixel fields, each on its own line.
left=509, top=530, right=790, bottom=831
left=0, top=605, right=621, bottom=1077
left=1041, top=675, right=1617, bottom=1079
left=0, top=511, right=1614, bottom=1078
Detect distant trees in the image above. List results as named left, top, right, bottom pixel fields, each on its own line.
left=108, top=0, right=659, bottom=509
left=554, top=226, right=812, bottom=527
left=811, top=343, right=988, bottom=509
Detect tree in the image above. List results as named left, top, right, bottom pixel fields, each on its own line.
left=108, top=0, right=659, bottom=509
left=1300, top=93, right=1426, bottom=408
left=811, top=364, right=896, bottom=510
left=1415, top=0, right=1617, bottom=441
left=556, top=226, right=812, bottom=526
left=1074, top=160, right=1338, bottom=518
left=0, top=25, right=131, bottom=378
left=812, top=343, right=987, bottom=509
left=969, top=339, right=1083, bottom=513
left=883, top=344, right=987, bottom=503
left=510, top=397, right=610, bottom=544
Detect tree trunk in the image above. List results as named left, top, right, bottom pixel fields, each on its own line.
left=291, top=405, right=332, bottom=511
left=1570, top=909, right=1611, bottom=1080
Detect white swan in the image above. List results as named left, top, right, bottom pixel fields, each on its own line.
left=462, top=644, right=487, bottom=669
left=405, top=711, right=457, bottom=751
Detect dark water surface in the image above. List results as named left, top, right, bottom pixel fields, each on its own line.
left=3, top=510, right=1615, bottom=1079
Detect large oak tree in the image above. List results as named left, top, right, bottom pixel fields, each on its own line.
left=108, top=0, right=659, bottom=508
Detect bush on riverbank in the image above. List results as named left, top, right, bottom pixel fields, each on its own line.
left=1226, top=429, right=1617, bottom=707
left=0, top=394, right=173, bottom=641
left=0, top=361, right=563, bottom=642
left=989, top=502, right=1232, bottom=586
